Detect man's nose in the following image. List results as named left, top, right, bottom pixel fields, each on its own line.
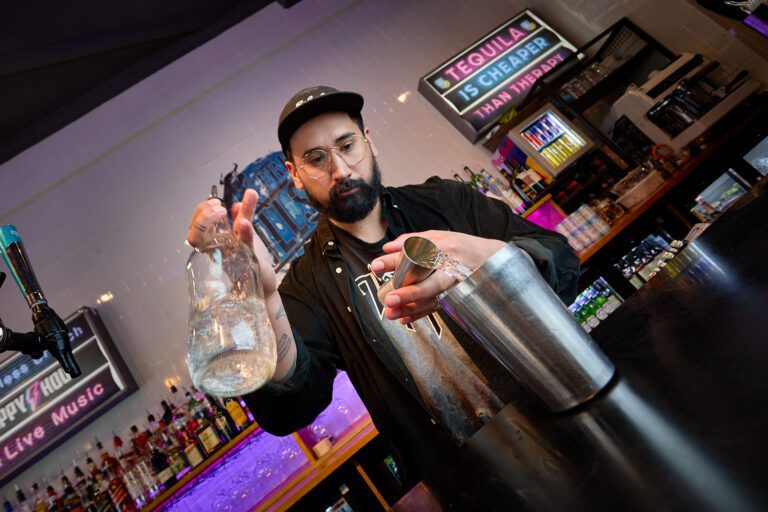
left=328, top=151, right=352, bottom=182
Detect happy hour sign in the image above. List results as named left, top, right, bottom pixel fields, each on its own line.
left=0, top=307, right=136, bottom=486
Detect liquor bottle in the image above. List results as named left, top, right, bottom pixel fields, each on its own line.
left=517, top=167, right=547, bottom=195
left=499, top=164, right=535, bottom=205
left=118, top=456, right=149, bottom=509
left=512, top=164, right=542, bottom=200
left=28, top=484, right=46, bottom=512
left=73, top=464, right=87, bottom=487
left=129, top=425, right=149, bottom=459
left=462, top=166, right=512, bottom=208
left=99, top=449, right=135, bottom=512
left=112, top=432, right=127, bottom=470
left=177, top=425, right=205, bottom=468
left=192, top=411, right=223, bottom=456
left=97, top=440, right=120, bottom=477
left=44, top=485, right=62, bottom=512
left=146, top=412, right=160, bottom=434
left=185, top=390, right=207, bottom=420
left=480, top=169, right=526, bottom=214
left=160, top=432, right=189, bottom=476
left=13, top=486, right=29, bottom=512
left=223, top=397, right=250, bottom=431
left=148, top=442, right=176, bottom=489
left=72, top=465, right=93, bottom=510
left=209, top=396, right=236, bottom=441
left=60, top=481, right=85, bottom=512
left=160, top=400, right=175, bottom=427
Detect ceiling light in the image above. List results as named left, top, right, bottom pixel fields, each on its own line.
left=96, top=291, right=114, bottom=304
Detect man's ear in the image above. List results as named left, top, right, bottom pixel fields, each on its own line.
left=364, top=127, right=379, bottom=158
left=285, top=160, right=304, bottom=190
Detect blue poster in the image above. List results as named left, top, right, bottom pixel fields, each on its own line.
left=223, top=152, right=319, bottom=272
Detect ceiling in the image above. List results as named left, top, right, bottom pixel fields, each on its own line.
left=0, top=0, right=300, bottom=165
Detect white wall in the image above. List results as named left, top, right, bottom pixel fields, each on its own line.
left=1, top=0, right=766, bottom=495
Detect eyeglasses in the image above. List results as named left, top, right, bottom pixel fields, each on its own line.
left=298, top=135, right=370, bottom=181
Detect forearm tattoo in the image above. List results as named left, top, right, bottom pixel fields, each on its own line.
left=275, top=305, right=286, bottom=321
left=276, top=332, right=292, bottom=361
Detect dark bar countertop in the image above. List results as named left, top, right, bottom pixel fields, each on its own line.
left=393, top=180, right=768, bottom=512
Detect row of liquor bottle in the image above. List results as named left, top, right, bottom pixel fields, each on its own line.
left=454, top=165, right=547, bottom=215
left=568, top=278, right=624, bottom=333
left=3, top=386, right=256, bottom=512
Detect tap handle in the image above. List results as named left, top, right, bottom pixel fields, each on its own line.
left=1, top=226, right=81, bottom=377
left=0, top=225, right=46, bottom=308
left=33, top=304, right=81, bottom=377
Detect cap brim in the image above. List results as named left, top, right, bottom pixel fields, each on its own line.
left=278, top=91, right=364, bottom=149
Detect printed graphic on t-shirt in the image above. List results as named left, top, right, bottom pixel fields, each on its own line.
left=354, top=268, right=443, bottom=338
left=351, top=265, right=502, bottom=445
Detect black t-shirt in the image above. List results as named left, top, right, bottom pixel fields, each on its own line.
left=330, top=224, right=502, bottom=445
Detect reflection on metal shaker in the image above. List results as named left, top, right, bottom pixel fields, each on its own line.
left=438, top=243, right=615, bottom=411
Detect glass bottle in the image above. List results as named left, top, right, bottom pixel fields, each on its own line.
left=148, top=442, right=176, bottom=489
left=13, top=486, right=29, bottom=512
left=209, top=397, right=236, bottom=441
left=223, top=397, right=250, bottom=430
left=193, top=411, right=223, bottom=456
left=179, top=428, right=205, bottom=468
left=30, top=483, right=47, bottom=512
left=160, top=432, right=189, bottom=476
left=186, top=185, right=277, bottom=396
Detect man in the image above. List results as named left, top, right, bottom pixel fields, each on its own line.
left=186, top=86, right=579, bottom=486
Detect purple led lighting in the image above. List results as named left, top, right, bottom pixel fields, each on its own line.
left=525, top=200, right=567, bottom=232
left=744, top=13, right=768, bottom=37
left=157, top=372, right=369, bottom=511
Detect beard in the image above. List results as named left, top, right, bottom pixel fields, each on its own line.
left=304, top=158, right=384, bottom=223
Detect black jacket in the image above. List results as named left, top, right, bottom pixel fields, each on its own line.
left=243, top=177, right=579, bottom=485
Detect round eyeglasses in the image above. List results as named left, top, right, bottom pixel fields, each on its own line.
left=298, top=135, right=370, bottom=181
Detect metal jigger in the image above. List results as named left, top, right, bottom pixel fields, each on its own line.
left=377, top=236, right=440, bottom=304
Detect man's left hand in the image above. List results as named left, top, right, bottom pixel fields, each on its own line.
left=370, top=231, right=505, bottom=324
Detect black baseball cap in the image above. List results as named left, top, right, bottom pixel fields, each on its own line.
left=277, top=86, right=364, bottom=153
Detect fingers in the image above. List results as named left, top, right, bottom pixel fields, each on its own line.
left=228, top=189, right=259, bottom=240
left=370, top=252, right=400, bottom=274
left=236, top=218, right=254, bottom=248
left=382, top=272, right=453, bottom=322
left=381, top=231, right=430, bottom=254
left=187, top=199, right=227, bottom=247
left=385, top=297, right=440, bottom=324
left=238, top=189, right=259, bottom=221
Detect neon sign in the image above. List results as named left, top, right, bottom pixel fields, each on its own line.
left=0, top=307, right=136, bottom=485
left=419, top=10, right=578, bottom=142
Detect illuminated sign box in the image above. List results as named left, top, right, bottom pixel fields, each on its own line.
left=418, top=10, right=578, bottom=143
left=0, top=307, right=137, bottom=485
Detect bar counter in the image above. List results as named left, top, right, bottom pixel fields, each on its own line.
left=393, top=180, right=768, bottom=511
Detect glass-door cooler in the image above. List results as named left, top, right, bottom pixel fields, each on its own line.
left=508, top=104, right=594, bottom=177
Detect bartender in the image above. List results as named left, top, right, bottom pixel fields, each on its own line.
left=185, top=85, right=579, bottom=486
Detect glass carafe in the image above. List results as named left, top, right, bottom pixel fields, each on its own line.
left=186, top=186, right=276, bottom=396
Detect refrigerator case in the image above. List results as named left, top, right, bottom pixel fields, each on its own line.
left=508, top=104, right=594, bottom=177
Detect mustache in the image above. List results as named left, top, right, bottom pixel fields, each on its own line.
left=331, top=178, right=369, bottom=197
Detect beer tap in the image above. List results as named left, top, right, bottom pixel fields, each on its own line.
left=0, top=226, right=81, bottom=377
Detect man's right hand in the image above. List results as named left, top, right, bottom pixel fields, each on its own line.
left=186, top=188, right=278, bottom=298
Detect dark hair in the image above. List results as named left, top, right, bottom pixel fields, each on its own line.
left=282, top=112, right=365, bottom=164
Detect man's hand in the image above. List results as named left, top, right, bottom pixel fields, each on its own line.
left=370, top=231, right=506, bottom=324
left=186, top=188, right=277, bottom=298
